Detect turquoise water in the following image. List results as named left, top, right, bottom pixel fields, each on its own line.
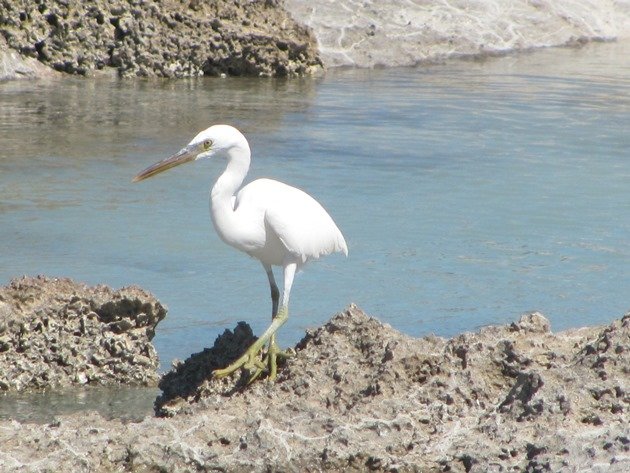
left=1, top=42, right=628, bottom=374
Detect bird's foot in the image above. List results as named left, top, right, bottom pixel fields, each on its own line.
left=212, top=345, right=266, bottom=380
left=212, top=341, right=293, bottom=383
left=258, top=340, right=294, bottom=382
left=213, top=306, right=291, bottom=383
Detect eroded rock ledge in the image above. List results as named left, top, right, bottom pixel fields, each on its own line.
left=0, top=0, right=322, bottom=79
left=0, top=276, right=165, bottom=390
left=1, top=302, right=627, bottom=472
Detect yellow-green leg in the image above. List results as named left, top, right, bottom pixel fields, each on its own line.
left=212, top=261, right=297, bottom=382
left=262, top=333, right=294, bottom=381
left=213, top=305, right=289, bottom=380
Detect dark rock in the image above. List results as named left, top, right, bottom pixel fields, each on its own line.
left=155, top=321, right=258, bottom=416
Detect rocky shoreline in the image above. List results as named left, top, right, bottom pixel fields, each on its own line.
left=0, top=0, right=322, bottom=80
left=3, top=0, right=630, bottom=81
left=0, top=276, right=628, bottom=471
left=0, top=276, right=165, bottom=391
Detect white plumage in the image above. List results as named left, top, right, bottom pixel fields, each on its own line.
left=134, top=124, right=347, bottom=381
left=227, top=178, right=348, bottom=265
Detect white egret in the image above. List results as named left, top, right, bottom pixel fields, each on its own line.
left=134, top=124, right=347, bottom=381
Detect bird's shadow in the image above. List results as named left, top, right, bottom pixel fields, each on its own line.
left=154, top=321, right=258, bottom=416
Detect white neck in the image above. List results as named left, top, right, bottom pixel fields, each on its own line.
left=211, top=148, right=250, bottom=200
left=209, top=143, right=251, bottom=246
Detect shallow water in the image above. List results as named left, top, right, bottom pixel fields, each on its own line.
left=286, top=0, right=630, bottom=68
left=0, top=386, right=158, bottom=424
left=1, top=42, right=629, bottom=421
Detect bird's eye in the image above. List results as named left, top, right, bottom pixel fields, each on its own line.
left=203, top=139, right=213, bottom=150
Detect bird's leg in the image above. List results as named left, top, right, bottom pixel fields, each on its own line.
left=212, top=306, right=289, bottom=380
left=258, top=264, right=293, bottom=380
left=213, top=263, right=296, bottom=382
left=264, top=331, right=294, bottom=381
left=261, top=262, right=296, bottom=381
left=264, top=263, right=280, bottom=319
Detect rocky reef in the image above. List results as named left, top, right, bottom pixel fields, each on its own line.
left=3, top=0, right=630, bottom=80
left=0, top=276, right=165, bottom=391
left=0, top=0, right=322, bottom=79
left=0, top=300, right=628, bottom=471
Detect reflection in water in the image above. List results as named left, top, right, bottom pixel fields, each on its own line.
left=0, top=42, right=629, bottom=421
left=0, top=386, right=158, bottom=424
left=0, top=76, right=321, bottom=216
left=0, top=76, right=321, bottom=160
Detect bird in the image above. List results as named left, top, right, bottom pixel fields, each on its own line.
left=133, top=124, right=347, bottom=381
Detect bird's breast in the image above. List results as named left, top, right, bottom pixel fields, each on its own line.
left=210, top=202, right=265, bottom=253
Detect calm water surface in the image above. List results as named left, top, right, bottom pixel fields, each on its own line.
left=0, top=43, right=628, bottom=419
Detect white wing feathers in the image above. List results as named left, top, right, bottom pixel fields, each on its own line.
left=265, top=199, right=347, bottom=263
left=237, top=179, right=347, bottom=264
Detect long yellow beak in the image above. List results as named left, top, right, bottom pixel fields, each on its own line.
left=133, top=147, right=197, bottom=182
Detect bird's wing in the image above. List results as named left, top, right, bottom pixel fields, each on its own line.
left=259, top=180, right=348, bottom=263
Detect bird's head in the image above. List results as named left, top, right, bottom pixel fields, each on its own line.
left=133, top=124, right=249, bottom=182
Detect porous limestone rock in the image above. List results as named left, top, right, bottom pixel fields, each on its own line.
left=0, top=276, right=166, bottom=391
left=0, top=303, right=628, bottom=471
left=0, top=0, right=322, bottom=79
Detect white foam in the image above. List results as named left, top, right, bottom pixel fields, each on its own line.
left=285, top=0, right=630, bottom=68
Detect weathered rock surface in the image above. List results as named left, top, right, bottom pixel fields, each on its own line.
left=285, top=0, right=630, bottom=68
left=0, top=34, right=58, bottom=80
left=0, top=276, right=166, bottom=391
left=0, top=0, right=322, bottom=79
left=1, top=304, right=628, bottom=472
